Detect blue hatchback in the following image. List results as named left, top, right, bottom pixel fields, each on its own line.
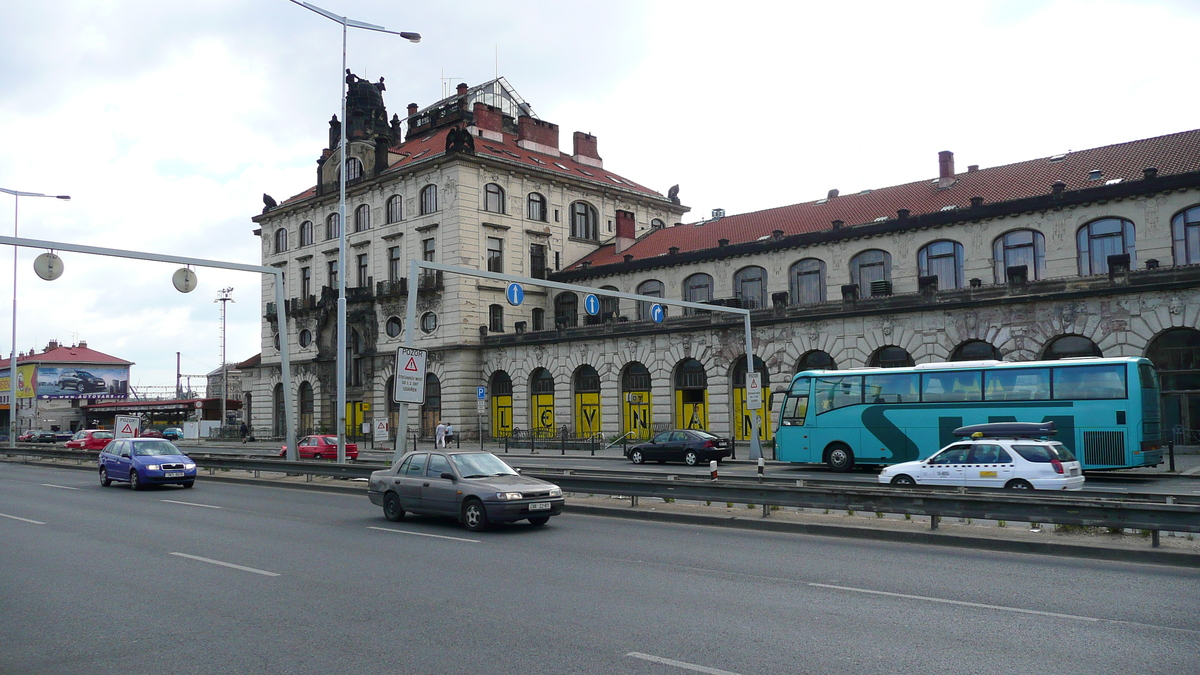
left=99, top=438, right=197, bottom=490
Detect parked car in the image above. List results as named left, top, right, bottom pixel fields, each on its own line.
left=65, top=429, right=115, bottom=450
left=625, top=429, right=733, bottom=466
left=17, top=431, right=35, bottom=442
left=98, top=438, right=197, bottom=490
left=367, top=451, right=564, bottom=531
left=878, top=422, right=1084, bottom=490
left=29, top=430, right=58, bottom=443
left=54, top=431, right=74, bottom=442
left=138, top=428, right=163, bottom=438
left=57, top=369, right=106, bottom=393
left=279, top=435, right=359, bottom=461
left=162, top=427, right=184, bottom=441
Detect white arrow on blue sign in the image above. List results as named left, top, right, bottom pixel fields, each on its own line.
left=584, top=294, right=600, bottom=316
left=506, top=282, right=524, bottom=306
left=650, top=303, right=665, bottom=323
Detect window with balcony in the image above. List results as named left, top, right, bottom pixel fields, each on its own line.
left=734, top=266, right=767, bottom=309
left=388, top=246, right=400, bottom=282
left=300, top=266, right=311, bottom=298
left=918, top=240, right=964, bottom=289
left=1077, top=218, right=1136, bottom=275
left=357, top=253, right=369, bottom=288
left=530, top=243, right=547, bottom=279
left=328, top=260, right=338, bottom=288
left=423, top=238, right=435, bottom=262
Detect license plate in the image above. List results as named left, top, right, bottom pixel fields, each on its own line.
left=529, top=502, right=551, bottom=511
left=1070, top=468, right=1080, bottom=476
left=165, top=472, right=184, bottom=478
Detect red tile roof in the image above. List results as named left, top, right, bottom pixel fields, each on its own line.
left=569, top=128, right=1200, bottom=271
left=0, top=345, right=133, bottom=368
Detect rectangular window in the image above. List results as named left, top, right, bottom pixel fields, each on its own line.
left=779, top=394, right=809, bottom=426
left=920, top=371, right=982, bottom=403
left=327, top=260, right=338, bottom=288
left=1052, top=365, right=1126, bottom=400
left=357, top=253, right=369, bottom=288
left=530, top=243, right=546, bottom=278
left=489, top=305, right=503, bottom=332
left=984, top=368, right=1050, bottom=401
left=300, top=266, right=311, bottom=298
left=422, top=238, right=435, bottom=262
left=388, top=246, right=400, bottom=282
left=815, top=376, right=863, bottom=413
left=487, top=237, right=503, bottom=273
left=864, top=373, right=920, bottom=404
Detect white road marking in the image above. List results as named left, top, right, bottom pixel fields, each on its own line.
left=807, top=582, right=1098, bottom=621
left=626, top=652, right=743, bottom=675
left=0, top=512, right=45, bottom=525
left=41, top=484, right=80, bottom=490
left=161, top=500, right=221, bottom=509
left=168, top=552, right=280, bottom=577
left=367, top=526, right=480, bottom=543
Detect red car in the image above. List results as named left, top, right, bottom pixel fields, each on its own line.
left=280, top=435, right=358, bottom=460
left=65, top=429, right=116, bottom=450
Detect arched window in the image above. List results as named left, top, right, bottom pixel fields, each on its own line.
left=993, top=229, right=1045, bottom=283
left=636, top=280, right=664, bottom=321
left=918, top=240, right=964, bottom=289
left=273, top=227, right=288, bottom=254
left=299, top=221, right=313, bottom=247
left=272, top=383, right=285, bottom=438
left=488, top=304, right=504, bottom=333
left=869, top=346, right=914, bottom=368
left=555, top=292, right=578, bottom=328
left=386, top=195, right=403, bottom=224
left=530, top=368, right=556, bottom=434
left=421, top=373, right=441, bottom=436
left=622, top=362, right=652, bottom=439
left=599, top=285, right=619, bottom=319
left=1077, top=218, right=1136, bottom=275
left=951, top=340, right=1002, bottom=361
left=1147, top=328, right=1200, bottom=391
left=420, top=185, right=438, bottom=215
left=570, top=201, right=598, bottom=240
left=326, top=213, right=340, bottom=240
left=651, top=218, right=665, bottom=229
left=851, top=250, right=892, bottom=297
left=1042, top=335, right=1102, bottom=359
left=797, top=350, right=836, bottom=372
left=354, top=204, right=370, bottom=232
left=734, top=266, right=767, bottom=309
left=789, top=259, right=826, bottom=305
left=531, top=307, right=546, bottom=331
left=347, top=329, right=363, bottom=387
left=574, top=365, right=600, bottom=393
left=490, top=371, right=514, bottom=438
left=343, top=157, right=363, bottom=183
left=527, top=192, right=547, bottom=221
left=675, top=359, right=709, bottom=430
left=1171, top=205, right=1200, bottom=266
left=299, top=381, right=314, bottom=434
left=623, top=362, right=651, bottom=391
left=683, top=273, right=713, bottom=314
left=484, top=183, right=505, bottom=213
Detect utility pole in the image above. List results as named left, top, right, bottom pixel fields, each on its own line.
left=176, top=352, right=181, bottom=399
left=216, top=287, right=234, bottom=435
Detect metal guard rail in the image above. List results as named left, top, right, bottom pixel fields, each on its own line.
left=7, top=448, right=1199, bottom=537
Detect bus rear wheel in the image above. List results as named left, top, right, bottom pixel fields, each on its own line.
left=826, top=444, right=855, bottom=472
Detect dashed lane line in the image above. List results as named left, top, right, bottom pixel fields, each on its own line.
left=161, top=500, right=222, bottom=509
left=41, top=484, right=80, bottom=490
left=0, top=512, right=45, bottom=525
left=367, top=526, right=480, bottom=543
left=626, top=652, right=743, bottom=675
left=168, top=552, right=280, bottom=577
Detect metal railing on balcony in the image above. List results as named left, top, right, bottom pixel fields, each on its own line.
left=376, top=278, right=408, bottom=297
left=417, top=269, right=443, bottom=292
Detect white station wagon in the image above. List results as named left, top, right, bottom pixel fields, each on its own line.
left=878, top=422, right=1084, bottom=490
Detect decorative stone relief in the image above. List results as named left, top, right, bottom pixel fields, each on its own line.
left=896, top=232, right=915, bottom=259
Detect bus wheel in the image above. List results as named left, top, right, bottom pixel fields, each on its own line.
left=826, top=444, right=855, bottom=472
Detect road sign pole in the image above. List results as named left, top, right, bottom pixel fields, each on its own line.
left=395, top=259, right=420, bottom=464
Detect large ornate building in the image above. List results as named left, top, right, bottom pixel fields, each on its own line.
left=247, top=74, right=1200, bottom=448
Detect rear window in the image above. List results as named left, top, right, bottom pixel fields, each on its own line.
left=1012, top=443, right=1076, bottom=463
left=93, top=431, right=114, bottom=439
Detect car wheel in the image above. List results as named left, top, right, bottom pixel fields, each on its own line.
left=684, top=451, right=699, bottom=466
left=462, top=499, right=489, bottom=532
left=129, top=470, right=141, bottom=491
left=826, top=444, right=855, bottom=472
left=890, top=474, right=916, bottom=486
left=383, top=492, right=405, bottom=522
left=1005, top=479, right=1034, bottom=490
left=528, top=516, right=550, bottom=526
left=313, top=453, right=323, bottom=460
left=99, top=467, right=111, bottom=487
left=629, top=449, right=644, bottom=464
left=182, top=481, right=194, bottom=489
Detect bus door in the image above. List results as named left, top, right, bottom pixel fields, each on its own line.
left=775, top=378, right=810, bottom=462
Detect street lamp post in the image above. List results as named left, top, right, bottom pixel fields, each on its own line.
left=0, top=188, right=69, bottom=448
left=290, top=0, right=419, bottom=463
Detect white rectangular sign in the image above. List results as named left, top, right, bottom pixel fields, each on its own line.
left=115, top=415, right=139, bottom=439
left=373, top=420, right=389, bottom=442
left=745, top=372, right=763, bottom=410
left=393, top=347, right=428, bottom=404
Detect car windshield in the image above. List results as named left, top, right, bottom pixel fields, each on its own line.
left=131, top=441, right=182, bottom=456
left=451, top=453, right=518, bottom=478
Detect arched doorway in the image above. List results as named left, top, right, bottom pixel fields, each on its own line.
left=272, top=383, right=285, bottom=438
left=420, top=373, right=441, bottom=436
left=386, top=377, right=399, bottom=438
left=573, top=365, right=601, bottom=437
left=1147, top=328, right=1200, bottom=438
left=530, top=369, right=555, bottom=435
left=674, top=359, right=708, bottom=431
left=299, top=381, right=314, bottom=434
left=622, top=362, right=652, bottom=440
left=490, top=371, right=513, bottom=438
left=732, top=356, right=772, bottom=442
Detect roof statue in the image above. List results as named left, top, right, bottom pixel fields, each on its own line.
left=445, top=126, right=475, bottom=155
left=668, top=184, right=680, bottom=205
left=262, top=194, right=277, bottom=214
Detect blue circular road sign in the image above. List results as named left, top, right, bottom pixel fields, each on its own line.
left=584, top=294, right=601, bottom=316
left=650, top=303, right=665, bottom=323
left=506, top=282, right=525, bottom=306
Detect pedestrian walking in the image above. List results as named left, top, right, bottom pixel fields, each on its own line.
left=239, top=421, right=249, bottom=443
left=445, top=422, right=454, bottom=447
left=435, top=421, right=446, bottom=448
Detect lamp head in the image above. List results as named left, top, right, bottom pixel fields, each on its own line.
left=399, top=32, right=421, bottom=43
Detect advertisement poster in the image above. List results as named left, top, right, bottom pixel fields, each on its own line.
left=0, top=364, right=38, bottom=400
left=36, top=366, right=130, bottom=399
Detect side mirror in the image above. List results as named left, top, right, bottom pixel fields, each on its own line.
left=440, top=472, right=456, bottom=481
left=121, top=453, right=130, bottom=459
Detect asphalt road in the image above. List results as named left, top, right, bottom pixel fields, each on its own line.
left=3, top=461, right=1198, bottom=675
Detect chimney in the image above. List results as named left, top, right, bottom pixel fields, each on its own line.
left=472, top=103, right=504, bottom=134
left=832, top=219, right=844, bottom=230
left=938, top=150, right=956, bottom=188
left=668, top=246, right=680, bottom=255
left=78, top=340, right=87, bottom=348
left=896, top=209, right=910, bottom=219
left=406, top=103, right=418, bottom=117
left=772, top=229, right=784, bottom=241
left=1143, top=167, right=1158, bottom=180
left=572, top=131, right=603, bottom=168
left=457, top=82, right=468, bottom=96
left=970, top=196, right=984, bottom=208
left=718, top=238, right=730, bottom=248
left=614, top=210, right=637, bottom=254
left=623, top=254, right=634, bottom=263
left=827, top=189, right=839, bottom=198
left=517, top=116, right=560, bottom=155
left=46, top=340, right=58, bottom=352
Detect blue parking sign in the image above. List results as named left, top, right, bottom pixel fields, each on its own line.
left=477, top=386, right=487, bottom=400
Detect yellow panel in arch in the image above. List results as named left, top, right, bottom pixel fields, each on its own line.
left=623, top=391, right=652, bottom=440
left=531, top=394, right=555, bottom=433
left=675, top=389, right=708, bottom=431
left=574, top=392, right=601, bottom=437
left=734, top=386, right=774, bottom=441
left=491, top=395, right=513, bottom=438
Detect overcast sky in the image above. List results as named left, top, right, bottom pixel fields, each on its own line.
left=2, top=0, right=1198, bottom=393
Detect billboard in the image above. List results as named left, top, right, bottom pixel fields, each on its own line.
left=0, top=364, right=38, bottom=399
left=36, top=365, right=130, bottom=399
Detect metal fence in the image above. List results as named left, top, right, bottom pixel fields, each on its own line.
left=500, top=427, right=604, bottom=454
